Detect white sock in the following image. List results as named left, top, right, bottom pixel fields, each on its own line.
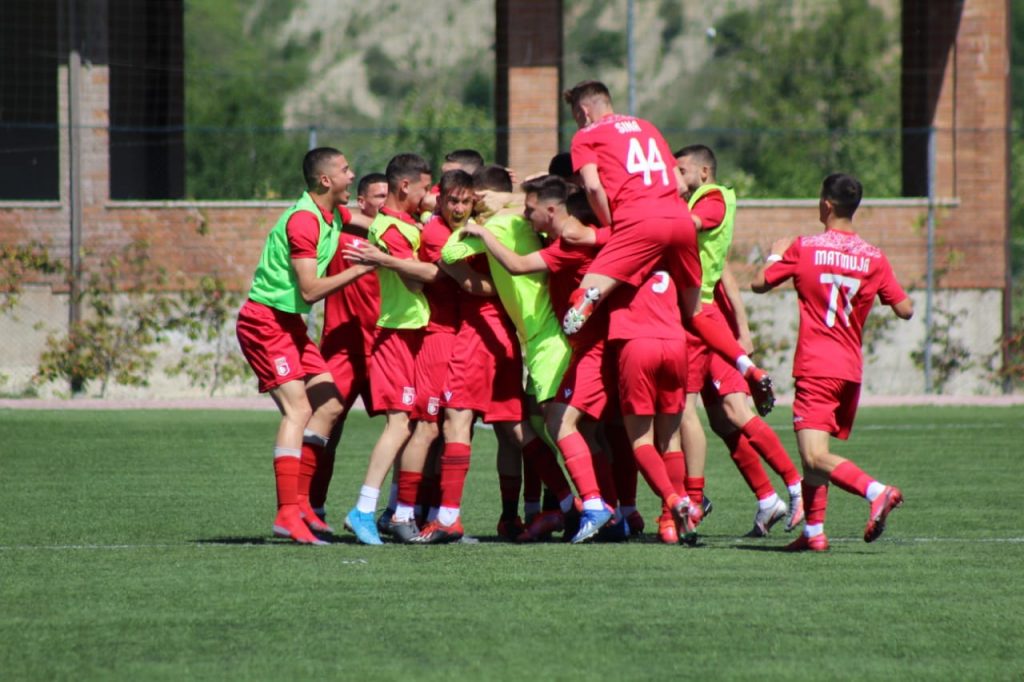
left=788, top=483, right=802, bottom=498
left=758, top=493, right=781, bottom=510
left=559, top=495, right=575, bottom=513
left=438, top=506, right=460, bottom=526
left=356, top=485, right=379, bottom=514
left=865, top=481, right=885, bottom=501
left=582, top=497, right=605, bottom=512
left=736, top=355, right=754, bottom=375
left=394, top=503, right=414, bottom=522
left=804, top=523, right=824, bottom=538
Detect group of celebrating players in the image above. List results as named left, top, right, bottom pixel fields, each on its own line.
left=235, top=80, right=913, bottom=552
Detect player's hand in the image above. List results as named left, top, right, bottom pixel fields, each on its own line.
left=769, top=236, right=794, bottom=257
left=342, top=240, right=387, bottom=265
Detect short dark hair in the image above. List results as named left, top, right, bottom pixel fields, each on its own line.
left=472, top=164, right=513, bottom=193
left=357, top=172, right=387, bottom=197
left=303, top=147, right=343, bottom=190
left=444, top=149, right=485, bottom=174
left=521, top=174, right=569, bottom=205
left=384, top=153, right=431, bottom=193
left=547, top=152, right=575, bottom=179
left=821, top=173, right=863, bottom=218
left=675, top=144, right=717, bottom=177
left=563, top=80, right=612, bottom=109
left=438, top=169, right=475, bottom=197
left=566, top=192, right=598, bottom=226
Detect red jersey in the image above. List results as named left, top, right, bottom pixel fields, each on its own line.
left=322, top=226, right=380, bottom=356
left=763, top=228, right=908, bottom=382
left=607, top=266, right=685, bottom=342
left=285, top=203, right=343, bottom=258
left=570, top=114, right=683, bottom=225
left=539, top=235, right=606, bottom=349
left=691, top=190, right=725, bottom=230
left=419, top=214, right=461, bottom=333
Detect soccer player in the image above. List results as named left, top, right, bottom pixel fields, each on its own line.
left=235, top=146, right=373, bottom=545
left=313, top=172, right=386, bottom=523
left=673, top=144, right=804, bottom=538
left=751, top=173, right=913, bottom=552
left=558, top=80, right=775, bottom=417
left=341, top=153, right=433, bottom=545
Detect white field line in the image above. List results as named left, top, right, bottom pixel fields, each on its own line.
left=1, top=537, right=1023, bottom=552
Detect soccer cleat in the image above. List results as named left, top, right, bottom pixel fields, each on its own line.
left=561, top=498, right=584, bottom=542
left=785, top=494, right=805, bottom=532
left=657, top=511, right=679, bottom=544
left=517, top=510, right=564, bottom=542
left=744, top=366, right=776, bottom=417
left=411, top=518, right=465, bottom=544
left=562, top=287, right=601, bottom=335
left=597, top=513, right=631, bottom=542
left=701, top=495, right=714, bottom=519
left=389, top=517, right=421, bottom=544
left=298, top=499, right=334, bottom=534
left=344, top=508, right=384, bottom=546
left=784, top=533, right=830, bottom=552
left=496, top=515, right=526, bottom=542
left=376, top=508, right=395, bottom=537
left=746, top=497, right=789, bottom=537
left=570, top=507, right=613, bottom=544
left=625, top=510, right=645, bottom=536
left=864, top=485, right=903, bottom=543
left=273, top=506, right=327, bottom=545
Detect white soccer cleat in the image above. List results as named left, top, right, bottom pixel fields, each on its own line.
left=746, top=497, right=788, bottom=537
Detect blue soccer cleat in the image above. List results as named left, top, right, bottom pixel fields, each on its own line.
left=345, top=508, right=384, bottom=545
left=570, top=506, right=613, bottom=544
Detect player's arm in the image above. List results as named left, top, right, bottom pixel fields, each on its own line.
left=292, top=257, right=375, bottom=304
left=342, top=239, right=439, bottom=285
left=690, top=190, right=726, bottom=232
left=891, top=297, right=914, bottom=320
left=578, top=162, right=612, bottom=227
left=438, top=260, right=497, bottom=296
left=751, top=237, right=796, bottom=293
left=719, top=264, right=754, bottom=353
left=343, top=209, right=373, bottom=234
left=460, top=223, right=547, bottom=274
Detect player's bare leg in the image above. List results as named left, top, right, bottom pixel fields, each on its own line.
left=412, top=407, right=474, bottom=544
left=543, top=401, right=611, bottom=543
left=345, top=409, right=414, bottom=545
left=562, top=272, right=619, bottom=335
left=287, top=374, right=343, bottom=534
left=388, top=418, right=438, bottom=542
left=679, top=393, right=710, bottom=533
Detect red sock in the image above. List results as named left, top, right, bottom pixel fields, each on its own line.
left=685, top=476, right=705, bottom=506
left=591, top=450, right=619, bottom=507
left=273, top=453, right=300, bottom=508
left=632, top=443, right=677, bottom=504
left=397, top=469, right=423, bottom=509
left=296, top=442, right=321, bottom=504
left=829, top=460, right=873, bottom=498
left=662, top=450, right=688, bottom=497
left=742, top=417, right=801, bottom=486
left=686, top=309, right=746, bottom=365
left=557, top=432, right=601, bottom=501
left=308, top=444, right=336, bottom=509
left=608, top=424, right=638, bottom=506
left=803, top=481, right=829, bottom=526
left=522, top=438, right=572, bottom=500
left=725, top=432, right=774, bottom=500
left=417, top=473, right=441, bottom=512
left=439, top=442, right=472, bottom=508
left=522, top=454, right=542, bottom=506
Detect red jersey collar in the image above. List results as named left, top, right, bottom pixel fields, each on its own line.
left=380, top=205, right=419, bottom=225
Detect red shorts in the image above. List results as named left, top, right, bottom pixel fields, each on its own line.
left=699, top=353, right=750, bottom=407
left=443, top=316, right=524, bottom=424
left=323, top=347, right=376, bottom=416
left=586, top=214, right=701, bottom=289
left=236, top=299, right=329, bottom=393
left=555, top=340, right=613, bottom=420
left=413, top=330, right=456, bottom=422
left=792, top=376, right=861, bottom=440
left=368, top=328, right=424, bottom=413
left=615, top=337, right=686, bottom=416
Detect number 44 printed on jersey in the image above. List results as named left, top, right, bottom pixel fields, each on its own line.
left=626, top=137, right=669, bottom=186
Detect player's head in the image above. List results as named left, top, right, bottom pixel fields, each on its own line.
left=385, top=153, right=433, bottom=214
left=471, top=164, right=514, bottom=193
left=563, top=80, right=613, bottom=129
left=303, top=147, right=354, bottom=200
left=438, top=169, right=476, bottom=229
left=566, top=190, right=598, bottom=227
left=356, top=172, right=388, bottom=218
left=521, top=174, right=569, bottom=236
left=674, top=144, right=717, bottom=196
left=548, top=152, right=582, bottom=191
left=442, top=149, right=485, bottom=175
left=820, top=173, right=863, bottom=222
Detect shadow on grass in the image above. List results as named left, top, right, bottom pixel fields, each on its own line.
left=193, top=533, right=362, bottom=546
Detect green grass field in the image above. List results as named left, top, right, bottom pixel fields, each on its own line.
left=2, top=406, right=1023, bottom=680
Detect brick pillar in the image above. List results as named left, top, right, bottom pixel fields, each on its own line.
left=496, top=0, right=562, bottom=178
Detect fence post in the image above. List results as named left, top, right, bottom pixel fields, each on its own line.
left=924, top=125, right=936, bottom=393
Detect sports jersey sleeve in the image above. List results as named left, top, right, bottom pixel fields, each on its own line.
left=570, top=133, right=598, bottom=172
left=691, top=190, right=725, bottom=231
left=592, top=226, right=612, bottom=247
left=379, top=224, right=414, bottom=260
left=763, top=239, right=802, bottom=287
left=441, top=227, right=488, bottom=264
left=874, top=254, right=908, bottom=306
left=539, top=239, right=586, bottom=274
left=337, top=205, right=353, bottom=225
left=286, top=210, right=321, bottom=259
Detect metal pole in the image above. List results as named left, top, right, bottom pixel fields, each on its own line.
left=627, top=0, right=636, bottom=115
left=924, top=126, right=936, bottom=393
left=68, top=46, right=84, bottom=394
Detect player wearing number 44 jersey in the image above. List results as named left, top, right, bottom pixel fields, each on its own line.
left=560, top=80, right=775, bottom=416
left=752, top=173, right=914, bottom=552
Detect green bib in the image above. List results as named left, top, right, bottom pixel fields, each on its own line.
left=368, top=211, right=430, bottom=329
left=689, top=183, right=737, bottom=303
